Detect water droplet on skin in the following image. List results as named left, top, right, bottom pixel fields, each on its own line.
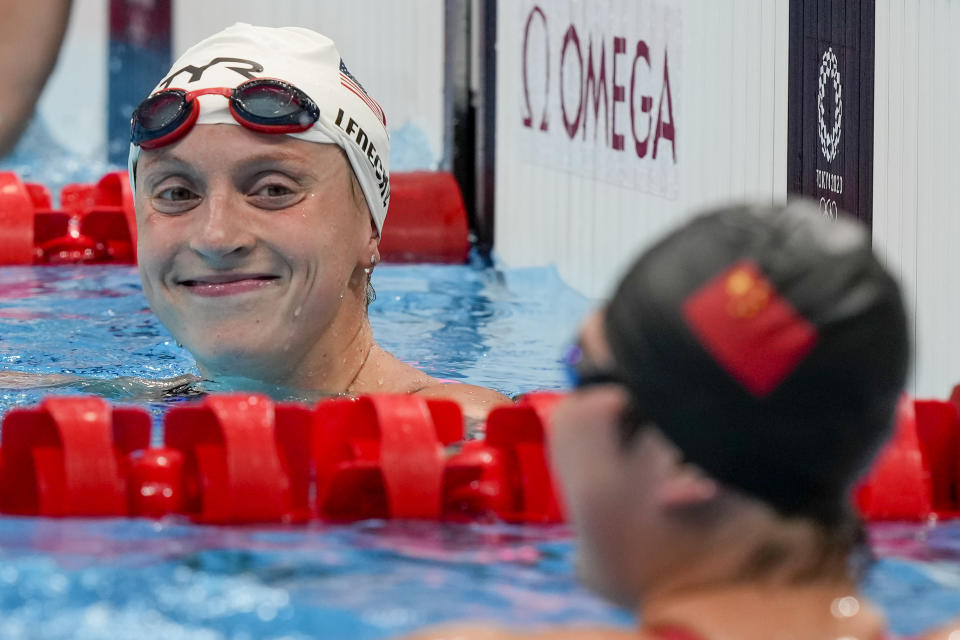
left=293, top=306, right=302, bottom=318
left=831, top=596, right=860, bottom=618
left=377, top=378, right=384, bottom=386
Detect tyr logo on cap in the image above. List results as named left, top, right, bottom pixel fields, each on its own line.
left=158, top=58, right=264, bottom=89
left=682, top=260, right=819, bottom=397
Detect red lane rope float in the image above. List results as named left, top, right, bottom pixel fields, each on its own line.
left=0, top=169, right=138, bottom=265
left=0, top=170, right=470, bottom=265
left=855, top=395, right=960, bottom=521
left=378, top=171, right=471, bottom=264
left=160, top=395, right=313, bottom=523
left=0, top=396, right=150, bottom=516
left=445, top=392, right=565, bottom=523
left=36, top=171, right=136, bottom=264
left=127, top=448, right=186, bottom=518
left=0, top=391, right=957, bottom=523
left=950, top=384, right=960, bottom=508
left=914, top=399, right=960, bottom=516
left=0, top=172, right=37, bottom=265
left=313, top=395, right=461, bottom=520
left=856, top=397, right=933, bottom=521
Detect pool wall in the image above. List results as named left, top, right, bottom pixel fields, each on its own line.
left=30, top=0, right=447, bottom=172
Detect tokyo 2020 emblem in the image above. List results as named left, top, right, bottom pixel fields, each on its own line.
left=817, top=47, right=843, bottom=163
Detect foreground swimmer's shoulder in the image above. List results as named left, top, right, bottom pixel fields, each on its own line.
left=399, top=624, right=638, bottom=640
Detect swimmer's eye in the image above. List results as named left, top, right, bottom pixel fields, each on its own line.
left=257, top=184, right=293, bottom=198
left=151, top=185, right=200, bottom=213
left=248, top=181, right=302, bottom=209
left=157, top=186, right=197, bottom=201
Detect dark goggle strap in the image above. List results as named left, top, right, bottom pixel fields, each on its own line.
left=562, top=343, right=626, bottom=390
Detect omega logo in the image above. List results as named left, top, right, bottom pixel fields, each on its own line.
left=520, top=5, right=677, bottom=163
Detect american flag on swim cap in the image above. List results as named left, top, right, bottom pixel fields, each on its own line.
left=340, top=59, right=386, bottom=126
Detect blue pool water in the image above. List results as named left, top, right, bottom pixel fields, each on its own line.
left=0, top=264, right=958, bottom=639
left=0, top=261, right=587, bottom=422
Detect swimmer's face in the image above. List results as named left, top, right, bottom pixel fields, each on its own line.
left=550, top=312, right=676, bottom=608
left=134, top=124, right=378, bottom=383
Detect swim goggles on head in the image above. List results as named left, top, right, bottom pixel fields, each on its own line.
left=130, top=78, right=321, bottom=150
left=562, top=343, right=624, bottom=390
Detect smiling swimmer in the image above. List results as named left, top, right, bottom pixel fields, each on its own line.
left=126, top=23, right=510, bottom=419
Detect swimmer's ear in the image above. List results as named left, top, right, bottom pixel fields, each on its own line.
left=657, top=462, right=720, bottom=508
left=361, top=217, right=380, bottom=265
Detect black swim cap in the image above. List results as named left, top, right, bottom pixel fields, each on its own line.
left=604, top=201, right=909, bottom=521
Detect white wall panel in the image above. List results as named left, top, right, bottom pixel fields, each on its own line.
left=495, top=0, right=790, bottom=299
left=873, top=0, right=960, bottom=397
left=173, top=0, right=446, bottom=169
left=35, top=0, right=108, bottom=157
left=496, top=0, right=958, bottom=397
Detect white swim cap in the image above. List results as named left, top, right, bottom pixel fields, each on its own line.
left=128, top=23, right=391, bottom=233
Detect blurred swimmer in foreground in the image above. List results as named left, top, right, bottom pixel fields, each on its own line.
left=126, top=23, right=510, bottom=418
left=404, top=202, right=959, bottom=639
left=0, top=0, right=72, bottom=155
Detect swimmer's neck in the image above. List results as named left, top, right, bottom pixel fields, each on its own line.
left=638, top=579, right=885, bottom=640
left=300, top=319, right=377, bottom=394
left=197, top=313, right=379, bottom=395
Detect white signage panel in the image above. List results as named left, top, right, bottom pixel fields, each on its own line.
left=512, top=1, right=682, bottom=197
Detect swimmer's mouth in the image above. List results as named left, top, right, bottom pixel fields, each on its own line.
left=178, top=274, right=280, bottom=296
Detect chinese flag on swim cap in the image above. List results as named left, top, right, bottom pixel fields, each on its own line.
left=682, top=260, right=819, bottom=397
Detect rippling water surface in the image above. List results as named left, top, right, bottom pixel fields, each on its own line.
left=0, top=265, right=956, bottom=639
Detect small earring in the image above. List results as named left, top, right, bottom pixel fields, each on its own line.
left=370, top=254, right=378, bottom=267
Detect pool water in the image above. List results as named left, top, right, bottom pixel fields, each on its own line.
left=0, top=518, right=628, bottom=640
left=0, top=261, right=588, bottom=421
left=0, top=264, right=958, bottom=639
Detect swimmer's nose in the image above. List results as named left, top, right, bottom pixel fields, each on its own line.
left=188, top=193, right=255, bottom=262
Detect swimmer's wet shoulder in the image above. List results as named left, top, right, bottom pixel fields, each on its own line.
left=412, top=381, right=513, bottom=423
left=348, top=344, right=511, bottom=421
